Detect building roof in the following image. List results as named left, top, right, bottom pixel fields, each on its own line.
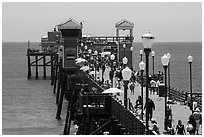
left=57, top=18, right=82, bottom=30
left=115, top=19, right=134, bottom=30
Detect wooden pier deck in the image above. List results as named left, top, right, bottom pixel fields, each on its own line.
left=101, top=66, right=202, bottom=135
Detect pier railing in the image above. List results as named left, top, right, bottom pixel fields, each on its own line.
left=169, top=87, right=202, bottom=110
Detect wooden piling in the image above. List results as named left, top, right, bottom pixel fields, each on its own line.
left=51, top=55, right=54, bottom=85
left=43, top=55, right=46, bottom=79
left=27, top=51, right=31, bottom=79
left=56, top=59, right=62, bottom=104
left=63, top=88, right=75, bottom=135
left=56, top=73, right=66, bottom=119
left=35, top=55, right=38, bottom=79
left=53, top=54, right=58, bottom=94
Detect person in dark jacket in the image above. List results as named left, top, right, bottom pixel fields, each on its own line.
left=144, top=98, right=155, bottom=120
left=187, top=114, right=196, bottom=135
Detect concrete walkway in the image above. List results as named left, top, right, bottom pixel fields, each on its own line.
left=100, top=66, right=202, bottom=135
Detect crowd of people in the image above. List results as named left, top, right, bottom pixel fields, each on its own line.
left=81, top=51, right=202, bottom=135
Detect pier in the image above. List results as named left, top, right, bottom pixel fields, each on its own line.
left=24, top=18, right=202, bottom=135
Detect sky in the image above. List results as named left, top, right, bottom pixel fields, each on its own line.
left=2, top=2, right=202, bottom=42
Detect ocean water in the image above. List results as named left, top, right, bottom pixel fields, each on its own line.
left=2, top=41, right=202, bottom=134
left=132, top=42, right=202, bottom=93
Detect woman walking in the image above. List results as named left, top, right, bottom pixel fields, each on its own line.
left=176, top=120, right=186, bottom=135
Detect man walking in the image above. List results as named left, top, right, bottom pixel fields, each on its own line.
left=144, top=98, right=155, bottom=120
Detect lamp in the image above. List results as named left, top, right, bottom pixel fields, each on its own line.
left=130, top=47, right=133, bottom=68
left=123, top=44, right=126, bottom=56
left=188, top=55, right=193, bottom=114
left=110, top=54, right=116, bottom=87
left=122, top=57, right=128, bottom=68
left=167, top=53, right=171, bottom=100
left=122, top=66, right=132, bottom=109
left=142, top=30, right=154, bottom=131
left=139, top=61, right=145, bottom=120
left=161, top=54, right=169, bottom=131
left=151, top=51, right=155, bottom=76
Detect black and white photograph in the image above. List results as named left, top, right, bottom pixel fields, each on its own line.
left=2, top=1, right=202, bottom=135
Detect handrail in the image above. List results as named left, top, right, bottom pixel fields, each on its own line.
left=90, top=121, right=111, bottom=135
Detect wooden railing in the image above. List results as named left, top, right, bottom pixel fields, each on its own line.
left=111, top=97, right=155, bottom=135
left=169, top=87, right=202, bottom=110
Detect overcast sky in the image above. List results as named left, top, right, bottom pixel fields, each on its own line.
left=2, top=2, right=202, bottom=42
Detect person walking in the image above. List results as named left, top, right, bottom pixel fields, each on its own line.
left=186, top=114, right=196, bottom=135
left=176, top=120, right=186, bottom=135
left=144, top=98, right=155, bottom=120
left=193, top=108, right=202, bottom=134
left=129, top=81, right=135, bottom=94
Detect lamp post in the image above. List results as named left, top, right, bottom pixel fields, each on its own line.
left=123, top=44, right=126, bottom=57
left=94, top=50, right=98, bottom=81
left=139, top=61, right=145, bottom=120
left=151, top=51, right=155, bottom=76
left=161, top=54, right=169, bottom=131
left=140, top=49, right=143, bottom=62
left=101, top=52, right=105, bottom=84
left=122, top=64, right=132, bottom=109
left=110, top=54, right=116, bottom=87
left=81, top=43, right=84, bottom=57
left=130, top=46, right=133, bottom=68
left=142, top=30, right=154, bottom=131
left=167, top=53, right=171, bottom=98
left=188, top=55, right=193, bottom=114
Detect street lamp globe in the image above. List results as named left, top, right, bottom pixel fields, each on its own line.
left=84, top=45, right=88, bottom=50
left=142, top=30, right=154, bottom=49
left=122, top=57, right=128, bottom=65
left=188, top=55, right=193, bottom=63
left=130, top=46, right=133, bottom=52
left=140, top=49, right=143, bottom=55
left=110, top=54, right=115, bottom=61
left=139, top=61, right=146, bottom=71
left=123, top=44, right=126, bottom=49
left=122, top=66, right=132, bottom=81
left=167, top=53, right=171, bottom=59
left=81, top=43, right=84, bottom=47
left=151, top=51, right=155, bottom=57
left=161, top=54, right=169, bottom=66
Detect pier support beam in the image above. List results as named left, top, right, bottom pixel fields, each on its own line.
left=56, top=73, right=66, bottom=120
left=35, top=55, right=38, bottom=79
left=53, top=54, right=59, bottom=94
left=56, top=59, right=62, bottom=104
left=51, top=55, right=54, bottom=85
left=27, top=53, right=31, bottom=79
left=43, top=55, right=46, bottom=79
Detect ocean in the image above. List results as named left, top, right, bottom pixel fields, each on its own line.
left=2, top=41, right=202, bottom=134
